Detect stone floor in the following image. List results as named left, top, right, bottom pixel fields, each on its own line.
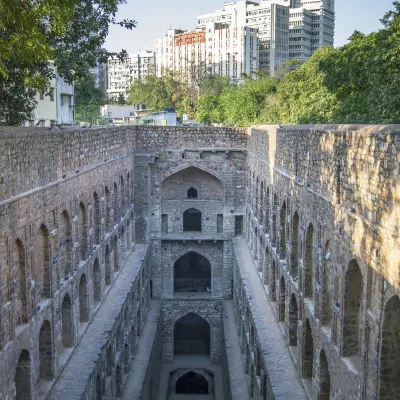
left=234, top=237, right=308, bottom=400
left=49, top=244, right=148, bottom=400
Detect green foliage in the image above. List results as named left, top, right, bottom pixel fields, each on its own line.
left=118, top=93, right=126, bottom=105
left=75, top=73, right=107, bottom=125
left=0, top=0, right=135, bottom=125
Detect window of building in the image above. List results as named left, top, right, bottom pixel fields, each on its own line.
left=49, top=88, right=54, bottom=102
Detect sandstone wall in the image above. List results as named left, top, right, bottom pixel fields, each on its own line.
left=245, top=124, right=400, bottom=399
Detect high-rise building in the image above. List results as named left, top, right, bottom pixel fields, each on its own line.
left=107, top=50, right=155, bottom=101
left=155, top=24, right=258, bottom=82
left=89, top=63, right=108, bottom=94
left=197, top=0, right=334, bottom=75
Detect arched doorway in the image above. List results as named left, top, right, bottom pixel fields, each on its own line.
left=79, top=202, right=88, bottom=260
left=176, top=371, right=209, bottom=394
left=183, top=208, right=202, bottom=232
left=304, top=223, right=314, bottom=298
left=16, top=238, right=28, bottom=324
left=302, top=319, right=314, bottom=379
left=279, top=200, right=286, bottom=259
left=174, top=252, right=211, bottom=293
left=291, top=211, right=299, bottom=278
left=15, top=350, right=32, bottom=400
left=37, top=224, right=51, bottom=299
left=39, top=320, right=53, bottom=380
left=93, top=258, right=101, bottom=303
left=279, top=277, right=286, bottom=322
left=289, top=294, right=298, bottom=346
left=93, top=192, right=100, bottom=245
left=379, top=295, right=400, bottom=399
left=61, top=294, right=74, bottom=348
left=79, top=274, right=89, bottom=322
left=174, top=313, right=210, bottom=355
left=113, top=236, right=119, bottom=272
left=318, top=350, right=331, bottom=400
left=342, top=260, right=363, bottom=358
left=105, top=245, right=111, bottom=285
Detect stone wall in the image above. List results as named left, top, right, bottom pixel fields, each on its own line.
left=244, top=124, right=400, bottom=399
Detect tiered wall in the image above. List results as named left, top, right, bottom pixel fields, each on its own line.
left=244, top=124, right=400, bottom=399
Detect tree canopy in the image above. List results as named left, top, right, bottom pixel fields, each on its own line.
left=0, top=0, right=136, bottom=125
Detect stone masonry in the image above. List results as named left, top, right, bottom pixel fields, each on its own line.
left=0, top=124, right=399, bottom=400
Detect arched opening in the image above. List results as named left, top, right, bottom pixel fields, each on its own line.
left=318, top=350, right=331, bottom=400
left=183, top=208, right=202, bottom=232
left=96, top=374, right=102, bottom=400
left=302, top=319, right=314, bottom=379
left=321, top=240, right=331, bottom=326
left=291, top=212, right=299, bottom=278
left=79, top=202, right=88, bottom=260
left=115, top=365, right=122, bottom=397
left=120, top=175, right=125, bottom=212
left=342, top=260, right=363, bottom=358
left=121, top=226, right=126, bottom=259
left=279, top=277, right=286, bottom=322
left=279, top=200, right=287, bottom=259
left=39, top=320, right=53, bottom=380
left=61, top=210, right=72, bottom=277
left=379, top=295, right=400, bottom=399
left=113, top=182, right=119, bottom=223
left=272, top=194, right=277, bottom=246
left=265, top=187, right=270, bottom=231
left=255, top=177, right=259, bottom=218
left=270, top=259, right=276, bottom=302
left=93, top=192, right=100, bottom=245
left=16, top=238, right=28, bottom=324
left=174, top=252, right=211, bottom=293
left=289, top=294, right=298, bottom=346
left=174, top=313, right=210, bottom=355
left=264, top=247, right=270, bottom=285
left=176, top=371, right=209, bottom=394
left=15, top=350, right=32, bottom=400
left=187, top=187, right=198, bottom=199
left=105, top=186, right=111, bottom=232
left=137, top=308, right=141, bottom=336
left=116, top=324, right=122, bottom=352
left=93, top=258, right=101, bottom=303
left=304, top=223, right=314, bottom=298
left=127, top=172, right=132, bottom=204
left=61, top=294, right=74, bottom=348
left=79, top=274, right=89, bottom=322
left=124, top=343, right=130, bottom=373
left=260, top=181, right=264, bottom=225
left=37, top=224, right=51, bottom=299
left=105, top=245, right=111, bottom=285
left=114, top=236, right=119, bottom=272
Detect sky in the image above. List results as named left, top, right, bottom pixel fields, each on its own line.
left=104, top=0, right=395, bottom=54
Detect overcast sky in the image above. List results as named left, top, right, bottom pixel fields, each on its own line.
left=104, top=0, right=395, bottom=54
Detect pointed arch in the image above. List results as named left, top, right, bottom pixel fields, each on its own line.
left=174, top=313, right=210, bottom=356
left=302, top=319, right=314, bottom=379
left=183, top=208, right=202, bottom=232
left=279, top=277, right=286, bottom=322
left=93, top=192, right=100, bottom=245
left=342, top=260, right=363, bottom=357
left=270, top=259, right=277, bottom=302
left=105, top=186, right=111, bottom=232
left=61, top=294, right=74, bottom=348
left=79, top=202, right=88, bottom=260
left=93, top=258, right=102, bottom=303
left=16, top=238, right=28, bottom=324
left=37, top=224, right=51, bottom=299
left=304, top=223, right=314, bottom=298
left=113, top=235, right=119, bottom=272
left=15, top=350, right=32, bottom=400
left=105, top=244, right=111, bottom=285
left=291, top=211, right=299, bottom=278
left=279, top=200, right=287, bottom=259
left=113, top=182, right=119, bottom=224
left=272, top=194, right=278, bottom=246
left=120, top=175, right=125, bottom=213
left=318, top=350, right=331, bottom=400
left=79, top=274, right=89, bottom=322
left=321, top=240, right=331, bottom=326
left=289, top=294, right=298, bottom=346
left=61, top=210, right=72, bottom=276
left=379, top=295, right=400, bottom=399
left=39, top=320, right=53, bottom=380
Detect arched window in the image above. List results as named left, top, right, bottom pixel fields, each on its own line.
left=174, top=313, right=210, bottom=355
left=183, top=208, right=201, bottom=232
left=187, top=187, right=198, bottom=199
left=176, top=371, right=209, bottom=394
left=174, top=252, right=211, bottom=293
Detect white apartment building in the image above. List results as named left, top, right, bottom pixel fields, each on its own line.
left=197, top=0, right=334, bottom=75
left=107, top=50, right=155, bottom=101
left=89, top=63, right=108, bottom=93
left=25, top=70, right=75, bottom=127
left=155, top=24, right=258, bottom=83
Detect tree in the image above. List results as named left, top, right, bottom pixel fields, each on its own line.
left=117, top=93, right=126, bottom=105
left=0, top=0, right=136, bottom=125
left=75, top=73, right=107, bottom=125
